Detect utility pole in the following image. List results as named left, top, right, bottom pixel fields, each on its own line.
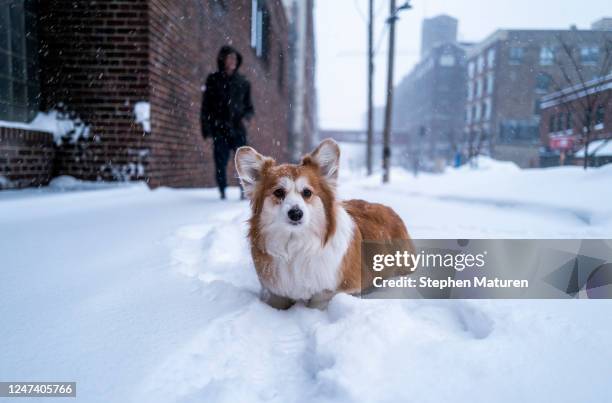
left=366, top=0, right=374, bottom=175
left=381, top=0, right=395, bottom=183
left=382, top=0, right=411, bottom=183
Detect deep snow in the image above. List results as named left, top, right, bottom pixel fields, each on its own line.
left=1, top=150, right=612, bottom=403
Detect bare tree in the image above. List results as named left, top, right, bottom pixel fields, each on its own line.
left=465, top=130, right=488, bottom=167
left=552, top=36, right=612, bottom=169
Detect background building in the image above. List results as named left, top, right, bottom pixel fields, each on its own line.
left=393, top=15, right=470, bottom=170
left=420, top=15, right=458, bottom=59
left=465, top=26, right=612, bottom=167
left=1, top=0, right=315, bottom=190
left=591, top=18, right=612, bottom=31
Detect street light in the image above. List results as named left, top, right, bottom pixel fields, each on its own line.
left=389, top=1, right=412, bottom=21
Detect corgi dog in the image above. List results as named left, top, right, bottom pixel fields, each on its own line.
left=235, top=138, right=412, bottom=309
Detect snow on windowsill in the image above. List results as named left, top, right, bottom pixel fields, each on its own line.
left=0, top=111, right=89, bottom=145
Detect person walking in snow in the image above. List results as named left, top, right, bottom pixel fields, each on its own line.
left=201, top=45, right=255, bottom=199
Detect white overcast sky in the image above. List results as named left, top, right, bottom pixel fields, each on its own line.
left=315, top=0, right=611, bottom=130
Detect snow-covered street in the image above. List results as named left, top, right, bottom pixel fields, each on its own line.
left=2, top=155, right=612, bottom=403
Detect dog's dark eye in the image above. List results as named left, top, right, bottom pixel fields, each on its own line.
left=302, top=188, right=312, bottom=199
left=273, top=188, right=286, bottom=199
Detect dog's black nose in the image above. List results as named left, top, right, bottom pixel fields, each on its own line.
left=288, top=207, right=303, bottom=222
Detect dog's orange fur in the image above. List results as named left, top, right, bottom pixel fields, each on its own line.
left=338, top=199, right=411, bottom=293
left=236, top=139, right=413, bottom=306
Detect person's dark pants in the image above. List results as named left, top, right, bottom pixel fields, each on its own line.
left=213, top=135, right=246, bottom=195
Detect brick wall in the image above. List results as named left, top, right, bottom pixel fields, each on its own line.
left=0, top=127, right=55, bottom=189
left=146, top=0, right=289, bottom=188
left=540, top=86, right=612, bottom=147
left=38, top=0, right=151, bottom=182
left=36, top=0, right=290, bottom=189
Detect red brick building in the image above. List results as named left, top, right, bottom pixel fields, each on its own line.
left=1, top=0, right=309, bottom=189
left=540, top=73, right=611, bottom=166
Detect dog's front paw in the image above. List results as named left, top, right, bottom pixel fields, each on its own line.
left=307, top=290, right=336, bottom=310
left=261, top=290, right=295, bottom=310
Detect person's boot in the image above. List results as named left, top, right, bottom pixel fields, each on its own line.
left=220, top=188, right=226, bottom=200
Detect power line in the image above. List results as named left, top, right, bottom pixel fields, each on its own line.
left=374, top=0, right=387, bottom=18
left=352, top=0, right=368, bottom=23
left=374, top=23, right=389, bottom=56
left=350, top=0, right=392, bottom=57
left=354, top=0, right=388, bottom=24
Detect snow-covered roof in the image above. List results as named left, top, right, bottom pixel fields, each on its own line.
left=540, top=74, right=612, bottom=109
left=574, top=139, right=612, bottom=158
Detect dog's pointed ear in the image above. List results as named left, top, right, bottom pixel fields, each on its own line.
left=306, top=138, right=340, bottom=185
left=235, top=146, right=270, bottom=197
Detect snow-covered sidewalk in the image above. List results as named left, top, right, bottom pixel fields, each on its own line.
left=1, top=159, right=612, bottom=403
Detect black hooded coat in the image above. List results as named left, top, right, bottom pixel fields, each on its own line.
left=201, top=46, right=254, bottom=145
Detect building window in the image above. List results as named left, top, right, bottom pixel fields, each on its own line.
left=468, top=61, right=475, bottom=78
left=0, top=0, right=40, bottom=122
left=509, top=47, right=524, bottom=65
left=595, top=104, right=605, bottom=128
left=487, top=48, right=495, bottom=69
left=467, top=81, right=473, bottom=101
left=539, top=46, right=555, bottom=65
left=535, top=72, right=552, bottom=93
left=466, top=106, right=472, bottom=123
left=486, top=72, right=494, bottom=95
left=477, top=55, right=485, bottom=73
left=473, top=104, right=481, bottom=122
left=556, top=113, right=564, bottom=132
left=482, top=99, right=491, bottom=121
left=439, top=54, right=455, bottom=66
left=477, top=78, right=484, bottom=98
left=251, top=0, right=269, bottom=59
left=499, top=121, right=539, bottom=143
left=548, top=114, right=555, bottom=132
left=580, top=46, right=599, bottom=65
left=548, top=112, right=570, bottom=132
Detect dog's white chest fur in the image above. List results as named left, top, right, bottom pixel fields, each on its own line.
left=260, top=206, right=355, bottom=300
